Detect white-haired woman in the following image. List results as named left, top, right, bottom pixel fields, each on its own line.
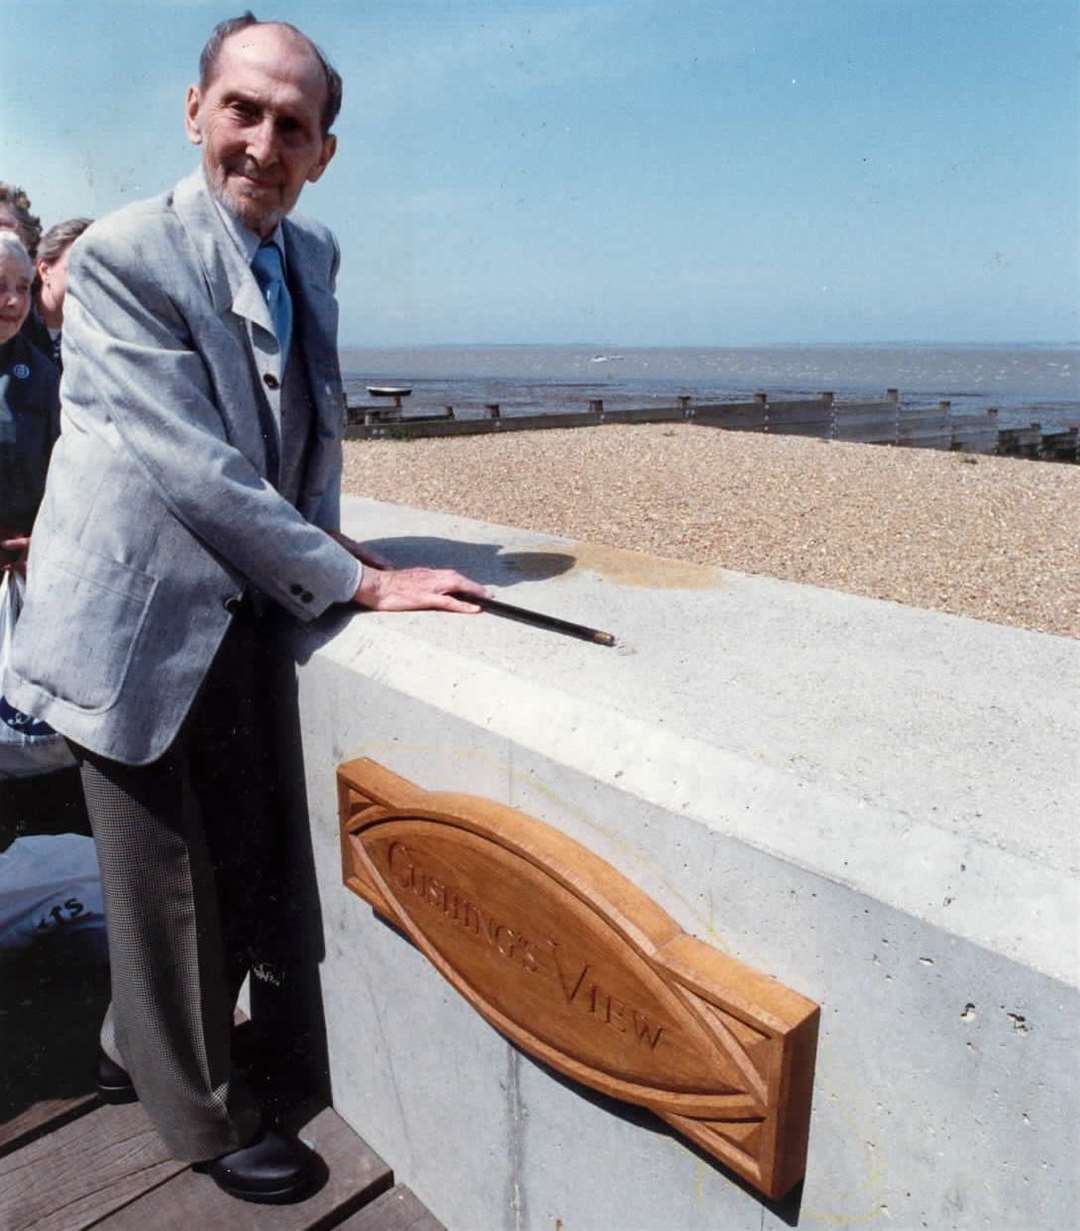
left=0, top=231, right=60, bottom=574
left=0, top=182, right=41, bottom=258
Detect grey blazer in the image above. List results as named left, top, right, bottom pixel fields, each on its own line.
left=3, top=170, right=359, bottom=765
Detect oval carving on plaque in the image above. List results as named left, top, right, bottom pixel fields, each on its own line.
left=360, top=817, right=751, bottom=1112
left=338, top=758, right=819, bottom=1200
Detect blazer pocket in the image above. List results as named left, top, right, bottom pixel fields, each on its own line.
left=15, top=546, right=158, bottom=714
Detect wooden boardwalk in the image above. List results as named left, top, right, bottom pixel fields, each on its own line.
left=0, top=942, right=443, bottom=1231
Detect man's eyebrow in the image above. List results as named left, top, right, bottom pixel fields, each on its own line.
left=218, top=89, right=307, bottom=124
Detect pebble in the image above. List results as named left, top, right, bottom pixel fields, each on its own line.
left=342, top=424, right=1080, bottom=640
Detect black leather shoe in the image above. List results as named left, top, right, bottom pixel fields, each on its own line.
left=96, top=1050, right=138, bottom=1105
left=199, top=1130, right=323, bottom=1204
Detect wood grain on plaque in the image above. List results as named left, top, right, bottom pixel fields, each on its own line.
left=337, top=757, right=819, bottom=1200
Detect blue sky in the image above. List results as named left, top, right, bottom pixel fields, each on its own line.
left=3, top=1, right=1077, bottom=345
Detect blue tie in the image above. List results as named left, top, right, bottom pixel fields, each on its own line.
left=251, top=241, right=293, bottom=359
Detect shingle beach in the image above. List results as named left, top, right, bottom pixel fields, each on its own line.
left=342, top=424, right=1079, bottom=639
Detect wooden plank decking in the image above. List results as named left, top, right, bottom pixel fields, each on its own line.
left=0, top=941, right=445, bottom=1231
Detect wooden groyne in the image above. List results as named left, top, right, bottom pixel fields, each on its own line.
left=343, top=391, right=1078, bottom=463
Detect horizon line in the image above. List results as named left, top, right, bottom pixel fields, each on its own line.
left=339, top=339, right=1080, bottom=351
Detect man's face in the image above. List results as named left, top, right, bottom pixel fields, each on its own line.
left=185, top=24, right=336, bottom=237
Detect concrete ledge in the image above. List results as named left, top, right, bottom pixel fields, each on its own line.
left=293, top=497, right=1079, bottom=1231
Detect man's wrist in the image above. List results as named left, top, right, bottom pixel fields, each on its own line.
left=354, top=565, right=383, bottom=607
left=341, top=558, right=363, bottom=604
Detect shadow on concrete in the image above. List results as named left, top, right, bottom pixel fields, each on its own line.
left=518, top=1045, right=805, bottom=1224
left=356, top=536, right=577, bottom=587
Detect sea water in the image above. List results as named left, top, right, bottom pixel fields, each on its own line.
left=340, top=343, right=1080, bottom=431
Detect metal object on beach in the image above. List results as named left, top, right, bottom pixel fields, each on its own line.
left=368, top=386, right=412, bottom=409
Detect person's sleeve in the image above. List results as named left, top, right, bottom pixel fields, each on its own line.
left=338, top=558, right=363, bottom=603
left=61, top=226, right=358, bottom=620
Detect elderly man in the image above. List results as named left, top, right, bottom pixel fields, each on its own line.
left=5, top=13, right=484, bottom=1204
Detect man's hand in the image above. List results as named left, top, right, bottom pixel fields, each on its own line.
left=333, top=531, right=488, bottom=614
left=0, top=535, right=30, bottom=576
left=353, top=567, right=487, bottom=613
left=326, top=529, right=394, bottom=571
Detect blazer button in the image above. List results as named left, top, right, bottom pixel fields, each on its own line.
left=301, top=591, right=313, bottom=604
left=263, top=372, right=280, bottom=390
left=289, top=583, right=303, bottom=596
left=223, top=594, right=243, bottom=615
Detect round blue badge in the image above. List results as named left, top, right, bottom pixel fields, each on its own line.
left=12, top=364, right=30, bottom=380
left=0, top=696, right=57, bottom=737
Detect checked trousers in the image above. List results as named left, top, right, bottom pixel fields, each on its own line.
left=73, top=608, right=292, bottom=1161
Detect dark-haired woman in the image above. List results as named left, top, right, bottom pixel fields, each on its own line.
left=22, top=217, right=92, bottom=368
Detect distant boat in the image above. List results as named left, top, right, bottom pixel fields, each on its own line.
left=367, top=385, right=412, bottom=397
left=590, top=355, right=624, bottom=363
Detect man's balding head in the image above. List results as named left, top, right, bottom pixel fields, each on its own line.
left=198, top=12, right=343, bottom=136
left=185, top=17, right=340, bottom=236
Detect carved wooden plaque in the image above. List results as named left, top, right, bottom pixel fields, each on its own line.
left=338, top=758, right=819, bottom=1199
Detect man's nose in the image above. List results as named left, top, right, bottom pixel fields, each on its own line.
left=246, top=117, right=280, bottom=165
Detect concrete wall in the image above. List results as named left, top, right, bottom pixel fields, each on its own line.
left=291, top=497, right=1079, bottom=1231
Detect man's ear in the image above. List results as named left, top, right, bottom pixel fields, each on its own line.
left=184, top=85, right=203, bottom=146
left=306, top=134, right=337, bottom=184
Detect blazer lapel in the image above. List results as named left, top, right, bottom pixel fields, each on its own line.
left=283, top=221, right=343, bottom=436
left=171, top=170, right=275, bottom=340
left=168, top=172, right=343, bottom=515
left=282, top=220, right=345, bottom=522
left=171, top=171, right=281, bottom=475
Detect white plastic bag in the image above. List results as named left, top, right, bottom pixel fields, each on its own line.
left=0, top=834, right=104, bottom=953
left=0, top=570, right=75, bottom=778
